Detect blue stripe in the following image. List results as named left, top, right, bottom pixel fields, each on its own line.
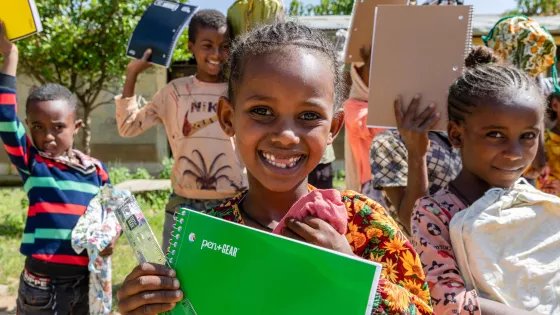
left=30, top=188, right=96, bottom=205
left=25, top=213, right=83, bottom=230
left=20, top=240, right=88, bottom=257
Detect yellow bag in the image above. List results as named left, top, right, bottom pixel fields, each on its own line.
left=227, top=0, right=284, bottom=39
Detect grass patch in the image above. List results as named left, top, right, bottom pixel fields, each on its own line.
left=0, top=187, right=166, bottom=313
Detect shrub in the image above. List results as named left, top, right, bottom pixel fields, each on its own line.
left=159, top=157, right=174, bottom=180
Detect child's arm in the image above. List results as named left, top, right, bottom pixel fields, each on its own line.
left=0, top=21, right=33, bottom=177
left=115, top=49, right=164, bottom=137
left=371, top=95, right=439, bottom=234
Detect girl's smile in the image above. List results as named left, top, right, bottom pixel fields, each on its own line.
left=259, top=150, right=306, bottom=170
left=220, top=47, right=342, bottom=194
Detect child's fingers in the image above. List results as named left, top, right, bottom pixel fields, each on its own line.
left=286, top=218, right=320, bottom=244
left=280, top=228, right=305, bottom=242
left=403, top=94, right=421, bottom=126
left=141, top=49, right=152, bottom=62
left=119, top=290, right=182, bottom=314
left=394, top=96, right=405, bottom=126
left=420, top=111, right=441, bottom=130
left=129, top=303, right=177, bottom=315
left=414, top=103, right=437, bottom=128
left=124, top=263, right=175, bottom=283
left=0, top=21, right=5, bottom=37
left=119, top=275, right=180, bottom=299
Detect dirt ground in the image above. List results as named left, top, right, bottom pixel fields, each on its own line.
left=0, top=295, right=16, bottom=315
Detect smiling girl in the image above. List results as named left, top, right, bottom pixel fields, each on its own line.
left=411, top=47, right=545, bottom=315
left=116, top=22, right=433, bottom=315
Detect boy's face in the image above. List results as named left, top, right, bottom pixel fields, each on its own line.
left=26, top=100, right=81, bottom=157
left=188, top=26, right=230, bottom=82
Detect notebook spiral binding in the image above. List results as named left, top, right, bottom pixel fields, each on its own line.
left=166, top=208, right=184, bottom=265
left=165, top=208, right=198, bottom=315
left=463, top=6, right=474, bottom=70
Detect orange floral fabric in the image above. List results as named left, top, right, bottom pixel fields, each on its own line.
left=205, top=188, right=433, bottom=314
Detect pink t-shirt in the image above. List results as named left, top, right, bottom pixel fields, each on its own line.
left=411, top=190, right=481, bottom=315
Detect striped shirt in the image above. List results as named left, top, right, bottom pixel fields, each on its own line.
left=0, top=73, right=110, bottom=269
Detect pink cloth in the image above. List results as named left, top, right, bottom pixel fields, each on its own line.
left=273, top=189, right=348, bottom=235
left=344, top=98, right=386, bottom=185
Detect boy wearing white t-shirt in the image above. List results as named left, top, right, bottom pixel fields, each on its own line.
left=114, top=10, right=246, bottom=251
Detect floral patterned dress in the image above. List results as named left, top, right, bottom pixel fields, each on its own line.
left=410, top=189, right=481, bottom=315
left=204, top=188, right=434, bottom=314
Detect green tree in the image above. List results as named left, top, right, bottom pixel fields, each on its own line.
left=289, top=0, right=354, bottom=16
left=16, top=0, right=191, bottom=154
left=508, top=0, right=560, bottom=15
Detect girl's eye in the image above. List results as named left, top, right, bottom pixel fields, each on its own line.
left=487, top=131, right=505, bottom=139
left=203, top=44, right=212, bottom=49
left=522, top=132, right=537, bottom=140
left=55, top=125, right=64, bottom=131
left=300, top=112, right=321, bottom=121
left=250, top=107, right=273, bottom=116
left=32, top=125, right=42, bottom=131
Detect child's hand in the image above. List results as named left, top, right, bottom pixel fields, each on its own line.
left=284, top=216, right=354, bottom=257
left=542, top=179, right=560, bottom=195
left=99, top=234, right=120, bottom=257
left=0, top=20, right=17, bottom=57
left=358, top=46, right=371, bottom=86
left=394, top=94, right=440, bottom=159
left=117, top=263, right=183, bottom=315
left=126, top=49, right=153, bottom=77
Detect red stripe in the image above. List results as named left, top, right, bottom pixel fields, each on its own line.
left=4, top=144, right=24, bottom=157
left=28, top=202, right=86, bottom=217
left=32, top=254, right=89, bottom=266
left=0, top=93, right=16, bottom=105
left=34, top=154, right=68, bottom=170
left=97, top=167, right=109, bottom=182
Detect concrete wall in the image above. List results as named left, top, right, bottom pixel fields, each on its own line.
left=0, top=68, right=170, bottom=176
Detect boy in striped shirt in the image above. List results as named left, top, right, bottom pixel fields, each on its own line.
left=0, top=22, right=111, bottom=314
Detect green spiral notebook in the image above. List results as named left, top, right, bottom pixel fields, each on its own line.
left=166, top=208, right=382, bottom=315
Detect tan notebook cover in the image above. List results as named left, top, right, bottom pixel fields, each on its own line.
left=344, top=0, right=408, bottom=63
left=367, top=5, right=473, bottom=130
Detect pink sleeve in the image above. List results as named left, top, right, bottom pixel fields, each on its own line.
left=410, top=196, right=481, bottom=315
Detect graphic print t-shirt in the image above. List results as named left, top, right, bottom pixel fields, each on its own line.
left=115, top=75, right=247, bottom=200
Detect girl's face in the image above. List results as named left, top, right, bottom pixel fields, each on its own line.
left=219, top=48, right=343, bottom=192
left=449, top=100, right=543, bottom=188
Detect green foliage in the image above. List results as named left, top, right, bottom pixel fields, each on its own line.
left=506, top=0, right=560, bottom=16
left=16, top=0, right=192, bottom=153
left=159, top=157, right=175, bottom=180
left=107, top=161, right=172, bottom=210
left=131, top=167, right=153, bottom=180
left=107, top=166, right=132, bottom=185
left=289, top=0, right=354, bottom=16
left=0, top=212, right=26, bottom=236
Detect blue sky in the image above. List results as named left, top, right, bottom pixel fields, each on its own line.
left=190, top=0, right=516, bottom=14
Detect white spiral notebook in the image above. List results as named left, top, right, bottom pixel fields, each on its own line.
left=367, top=5, right=473, bottom=130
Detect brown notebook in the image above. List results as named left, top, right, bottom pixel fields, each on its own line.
left=344, top=0, right=408, bottom=63
left=367, top=5, right=473, bottom=130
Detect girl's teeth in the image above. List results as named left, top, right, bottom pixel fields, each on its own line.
left=262, top=152, right=302, bottom=169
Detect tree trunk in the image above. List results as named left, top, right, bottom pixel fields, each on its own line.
left=82, top=107, right=92, bottom=155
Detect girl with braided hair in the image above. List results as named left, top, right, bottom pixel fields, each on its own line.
left=117, top=21, right=433, bottom=315
left=411, top=46, right=546, bottom=315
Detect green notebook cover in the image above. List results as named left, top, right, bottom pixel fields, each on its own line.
left=166, top=208, right=382, bottom=315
